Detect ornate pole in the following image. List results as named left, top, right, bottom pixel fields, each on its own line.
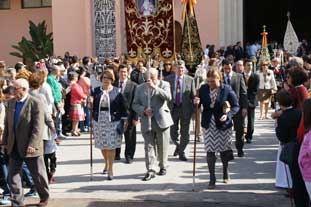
left=146, top=56, right=152, bottom=131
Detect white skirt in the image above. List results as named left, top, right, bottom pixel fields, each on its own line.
left=275, top=145, right=293, bottom=188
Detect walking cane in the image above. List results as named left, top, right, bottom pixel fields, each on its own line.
left=90, top=108, right=93, bottom=181
left=192, top=97, right=199, bottom=192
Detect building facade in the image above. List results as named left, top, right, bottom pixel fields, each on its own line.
left=0, top=0, right=244, bottom=65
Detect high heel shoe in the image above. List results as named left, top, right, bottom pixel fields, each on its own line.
left=103, top=169, right=107, bottom=174
left=107, top=175, right=113, bottom=180
left=71, top=131, right=80, bottom=136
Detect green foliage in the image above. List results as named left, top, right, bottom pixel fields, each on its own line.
left=10, top=20, right=53, bottom=63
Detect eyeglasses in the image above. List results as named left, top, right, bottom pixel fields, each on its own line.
left=13, top=87, right=22, bottom=91
left=262, top=64, right=268, bottom=66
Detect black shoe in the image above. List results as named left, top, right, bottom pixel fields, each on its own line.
left=237, top=150, right=244, bottom=157
left=107, top=175, right=113, bottom=180
left=158, top=168, right=167, bottom=176
left=173, top=147, right=179, bottom=156
left=179, top=154, right=188, bottom=161
left=115, top=155, right=121, bottom=161
left=125, top=156, right=133, bottom=164
left=246, top=139, right=252, bottom=144
left=142, top=170, right=155, bottom=181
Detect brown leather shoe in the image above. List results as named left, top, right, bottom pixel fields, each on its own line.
left=38, top=199, right=49, bottom=206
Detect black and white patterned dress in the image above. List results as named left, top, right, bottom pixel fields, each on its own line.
left=93, top=90, right=121, bottom=150
left=203, top=88, right=232, bottom=152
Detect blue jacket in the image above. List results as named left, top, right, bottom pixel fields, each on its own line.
left=199, top=84, right=239, bottom=130
left=92, top=86, right=127, bottom=122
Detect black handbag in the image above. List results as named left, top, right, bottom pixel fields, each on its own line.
left=116, top=119, right=124, bottom=135
left=279, top=141, right=299, bottom=165
left=221, top=149, right=234, bottom=162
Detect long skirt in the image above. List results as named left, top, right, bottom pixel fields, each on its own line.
left=93, top=111, right=121, bottom=150
left=275, top=145, right=293, bottom=188
left=203, top=116, right=232, bottom=153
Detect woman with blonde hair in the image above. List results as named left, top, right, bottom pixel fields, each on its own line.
left=257, top=60, right=277, bottom=119
left=194, top=69, right=239, bottom=189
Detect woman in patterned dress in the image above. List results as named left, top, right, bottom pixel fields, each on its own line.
left=92, top=70, right=127, bottom=180
left=194, top=69, right=239, bottom=189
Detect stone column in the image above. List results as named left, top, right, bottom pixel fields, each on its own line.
left=219, top=0, right=243, bottom=47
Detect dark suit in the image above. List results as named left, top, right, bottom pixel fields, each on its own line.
left=114, top=80, right=138, bottom=160
left=243, top=72, right=259, bottom=141
left=3, top=95, right=49, bottom=206
left=165, top=74, right=195, bottom=157
left=224, top=72, right=248, bottom=154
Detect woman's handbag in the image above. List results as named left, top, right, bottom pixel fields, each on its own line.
left=222, top=149, right=234, bottom=161
left=116, top=119, right=125, bottom=135
left=223, top=101, right=231, bottom=113
left=279, top=141, right=299, bottom=165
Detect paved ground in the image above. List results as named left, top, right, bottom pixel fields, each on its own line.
left=1, top=111, right=291, bottom=207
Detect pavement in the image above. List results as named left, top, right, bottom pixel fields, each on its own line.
left=1, top=111, right=291, bottom=207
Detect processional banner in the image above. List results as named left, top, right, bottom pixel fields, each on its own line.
left=94, top=0, right=117, bottom=63
left=124, top=0, right=175, bottom=61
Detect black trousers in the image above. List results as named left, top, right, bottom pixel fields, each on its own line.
left=115, top=122, right=137, bottom=159
left=288, top=145, right=310, bottom=207
left=233, top=110, right=244, bottom=152
left=44, top=152, right=56, bottom=175
left=245, top=107, right=255, bottom=141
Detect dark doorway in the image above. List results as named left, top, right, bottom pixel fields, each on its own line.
left=244, top=0, right=311, bottom=45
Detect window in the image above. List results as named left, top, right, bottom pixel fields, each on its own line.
left=0, top=0, right=10, bottom=10
left=22, top=0, right=51, bottom=8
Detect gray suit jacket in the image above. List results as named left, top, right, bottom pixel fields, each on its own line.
left=132, top=80, right=173, bottom=133
left=165, top=74, right=195, bottom=118
left=3, top=95, right=45, bottom=158
left=228, top=72, right=248, bottom=109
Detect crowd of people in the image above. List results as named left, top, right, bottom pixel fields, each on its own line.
left=0, top=39, right=311, bottom=206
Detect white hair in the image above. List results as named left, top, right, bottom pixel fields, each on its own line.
left=289, top=57, right=303, bottom=68
left=149, top=67, right=158, bottom=77
left=14, top=78, right=29, bottom=91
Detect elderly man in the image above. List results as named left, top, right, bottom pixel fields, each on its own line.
left=132, top=68, right=173, bottom=181
left=165, top=60, right=195, bottom=161
left=3, top=78, right=49, bottom=207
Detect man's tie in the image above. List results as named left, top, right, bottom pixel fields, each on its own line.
left=119, top=81, right=123, bottom=92
left=227, top=76, right=231, bottom=85
left=175, top=78, right=181, bottom=105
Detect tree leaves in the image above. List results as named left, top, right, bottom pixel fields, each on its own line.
left=10, top=20, right=53, bottom=64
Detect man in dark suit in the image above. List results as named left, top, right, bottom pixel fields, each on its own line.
left=165, top=61, right=195, bottom=161
left=242, top=59, right=260, bottom=143
left=114, top=64, right=138, bottom=163
left=3, top=78, right=49, bottom=207
left=223, top=59, right=248, bottom=157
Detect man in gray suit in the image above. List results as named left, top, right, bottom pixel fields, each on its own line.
left=165, top=61, right=195, bottom=161
left=3, top=78, right=49, bottom=207
left=132, top=68, right=173, bottom=181
left=223, top=59, right=248, bottom=157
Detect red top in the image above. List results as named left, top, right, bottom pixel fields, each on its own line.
left=289, top=85, right=309, bottom=110
left=70, top=83, right=86, bottom=104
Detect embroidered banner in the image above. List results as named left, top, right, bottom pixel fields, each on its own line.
left=94, top=0, right=117, bottom=63
left=124, top=0, right=175, bottom=61
left=181, top=3, right=202, bottom=75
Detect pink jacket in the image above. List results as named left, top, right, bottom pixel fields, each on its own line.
left=70, top=83, right=86, bottom=104
left=299, top=129, right=311, bottom=182
left=78, top=77, right=91, bottom=96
